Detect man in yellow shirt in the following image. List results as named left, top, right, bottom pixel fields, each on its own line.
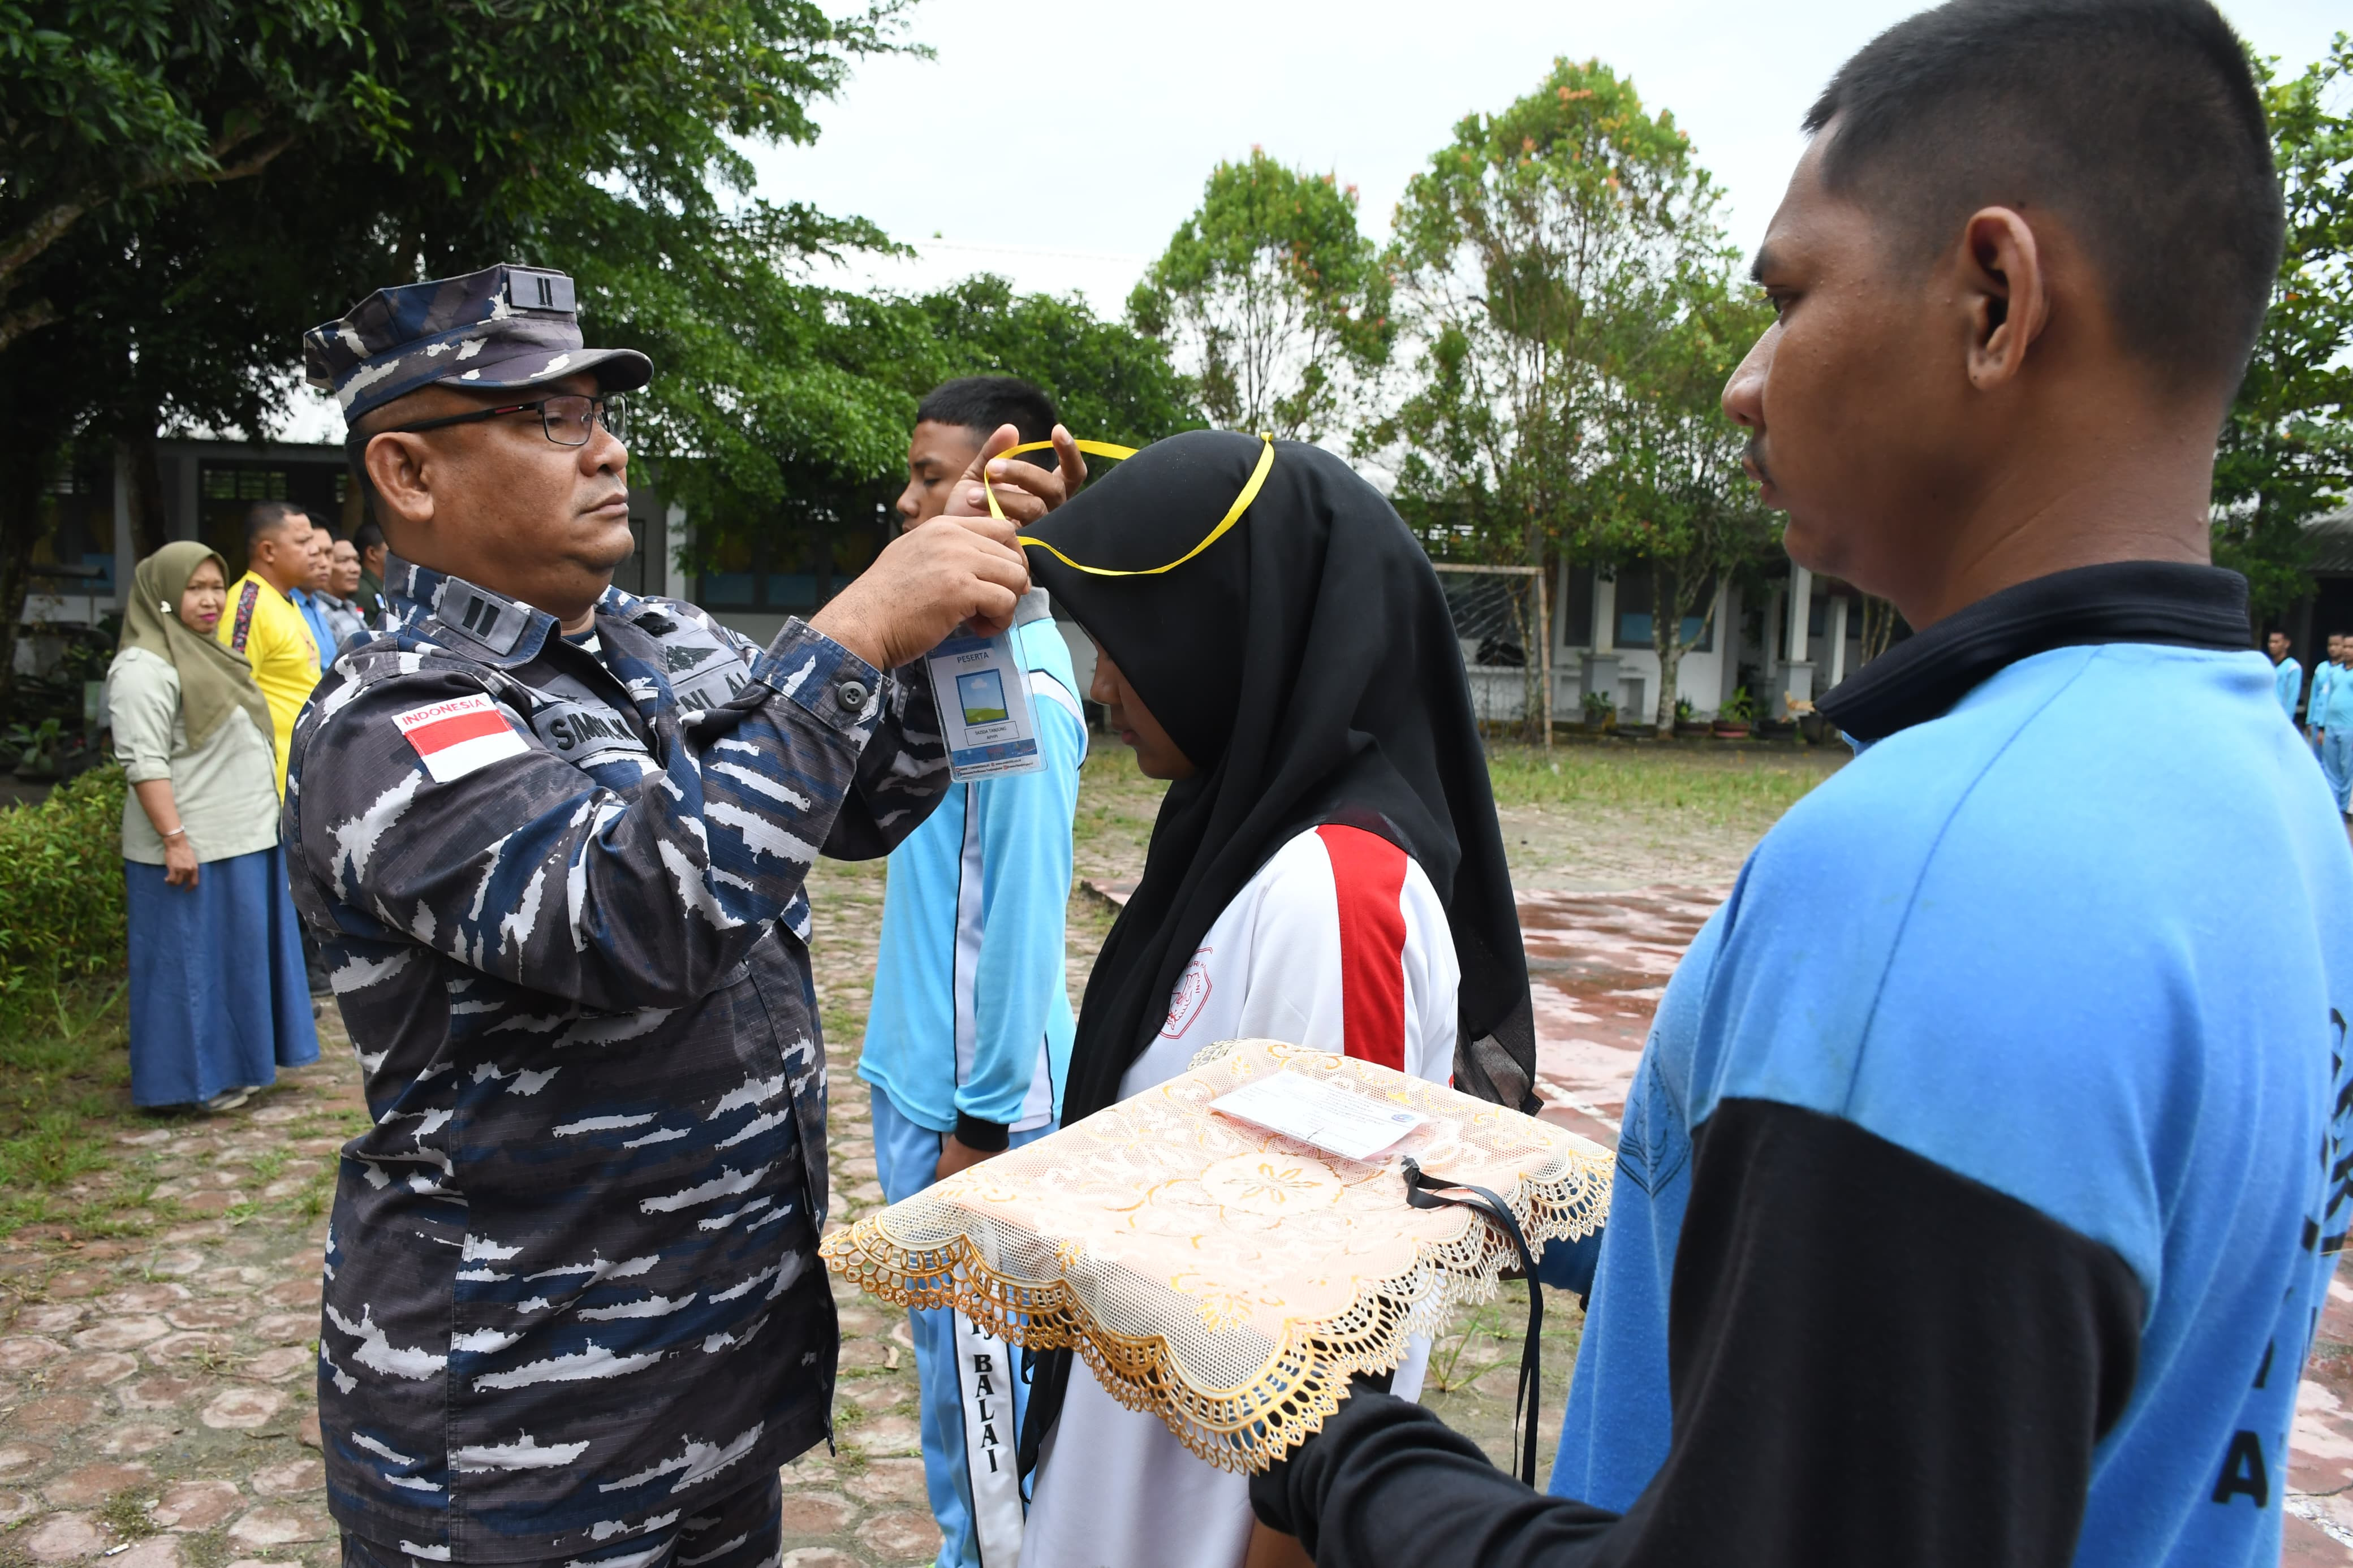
left=218, top=502, right=323, bottom=795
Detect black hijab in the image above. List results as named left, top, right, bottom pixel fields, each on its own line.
left=1018, top=432, right=1539, bottom=1470
left=1032, top=430, right=1537, bottom=1125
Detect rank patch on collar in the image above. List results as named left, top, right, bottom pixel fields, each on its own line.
left=394, top=693, right=530, bottom=783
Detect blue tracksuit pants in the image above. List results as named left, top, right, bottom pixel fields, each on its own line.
left=869, top=1083, right=1053, bottom=1568
left=2325, top=728, right=2353, bottom=813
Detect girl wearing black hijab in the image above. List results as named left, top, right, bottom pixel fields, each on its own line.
left=1012, top=431, right=1536, bottom=1568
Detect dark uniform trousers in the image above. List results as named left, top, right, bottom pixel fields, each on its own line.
left=342, top=1471, right=783, bottom=1568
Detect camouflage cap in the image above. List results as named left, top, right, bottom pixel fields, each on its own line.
left=303, top=262, right=652, bottom=425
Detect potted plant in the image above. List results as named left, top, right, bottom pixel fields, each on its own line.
left=1673, top=696, right=1696, bottom=735
left=8, top=719, right=64, bottom=780
left=1581, top=689, right=1617, bottom=733
left=1712, top=688, right=1755, bottom=739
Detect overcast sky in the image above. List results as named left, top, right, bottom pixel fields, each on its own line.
left=748, top=0, right=2348, bottom=313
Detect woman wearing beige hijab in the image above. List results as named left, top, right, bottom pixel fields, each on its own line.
left=106, top=542, right=318, bottom=1111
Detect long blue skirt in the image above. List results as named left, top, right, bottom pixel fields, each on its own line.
left=125, top=843, right=321, bottom=1108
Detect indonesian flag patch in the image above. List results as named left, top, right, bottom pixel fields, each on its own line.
left=394, top=693, right=530, bottom=783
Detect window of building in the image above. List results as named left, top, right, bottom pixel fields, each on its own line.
left=33, top=469, right=117, bottom=601
left=695, top=502, right=890, bottom=615
left=1562, top=563, right=1595, bottom=647
left=197, top=459, right=347, bottom=578
left=1613, top=565, right=1715, bottom=652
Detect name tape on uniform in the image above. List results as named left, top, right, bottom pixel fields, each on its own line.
left=395, top=693, right=531, bottom=783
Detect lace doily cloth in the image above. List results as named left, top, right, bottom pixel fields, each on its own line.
left=820, top=1037, right=1612, bottom=1472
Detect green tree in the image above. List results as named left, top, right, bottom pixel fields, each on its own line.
left=1128, top=148, right=1389, bottom=440
left=916, top=275, right=1203, bottom=448
left=0, top=0, right=356, bottom=347
left=2212, top=34, right=2353, bottom=626
left=664, top=272, right=1200, bottom=581
left=1580, top=267, right=1775, bottom=732
left=0, top=0, right=916, bottom=690
left=1369, top=58, right=1724, bottom=568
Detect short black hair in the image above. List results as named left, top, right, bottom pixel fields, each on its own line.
left=246, top=500, right=309, bottom=544
left=354, top=520, right=385, bottom=553
left=917, top=377, right=1060, bottom=469
left=1805, top=0, right=2281, bottom=396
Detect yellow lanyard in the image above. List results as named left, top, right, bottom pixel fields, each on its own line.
left=984, top=435, right=1275, bottom=577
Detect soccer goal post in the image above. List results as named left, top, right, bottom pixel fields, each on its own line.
left=1430, top=562, right=1552, bottom=748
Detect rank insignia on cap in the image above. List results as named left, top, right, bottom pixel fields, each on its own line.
left=303, top=261, right=650, bottom=425
left=507, top=269, right=575, bottom=315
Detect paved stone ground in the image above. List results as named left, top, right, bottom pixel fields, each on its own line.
left=0, top=1051, right=363, bottom=1568
left=7, top=741, right=2347, bottom=1565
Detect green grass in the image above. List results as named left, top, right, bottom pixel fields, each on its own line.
left=0, top=973, right=151, bottom=1239
left=1482, top=742, right=1840, bottom=824
left=1070, top=744, right=1170, bottom=882
left=96, top=1489, right=159, bottom=1541
left=1068, top=734, right=1834, bottom=863
left=0, top=968, right=358, bottom=1243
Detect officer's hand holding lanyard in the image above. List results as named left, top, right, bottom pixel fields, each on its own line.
left=809, top=423, right=1075, bottom=674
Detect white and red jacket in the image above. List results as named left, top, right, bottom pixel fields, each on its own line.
left=1119, top=823, right=1460, bottom=1095
left=1021, top=824, right=1460, bottom=1568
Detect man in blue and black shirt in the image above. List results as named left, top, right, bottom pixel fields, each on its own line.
left=1252, top=4, right=2353, bottom=1566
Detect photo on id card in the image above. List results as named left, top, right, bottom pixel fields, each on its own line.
left=927, top=629, right=1045, bottom=781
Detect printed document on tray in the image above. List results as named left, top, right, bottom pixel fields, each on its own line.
left=1210, top=1069, right=1429, bottom=1163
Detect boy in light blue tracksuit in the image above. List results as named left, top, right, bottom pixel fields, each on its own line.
left=1544, top=594, right=2353, bottom=1561
left=2316, top=633, right=2353, bottom=816
left=860, top=378, right=1091, bottom=1568
left=2311, top=636, right=2341, bottom=756
left=2268, top=630, right=2303, bottom=723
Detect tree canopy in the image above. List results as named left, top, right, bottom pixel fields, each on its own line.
left=665, top=271, right=1201, bottom=574
left=1128, top=148, right=1389, bottom=442
left=0, top=0, right=1201, bottom=693
left=1580, top=265, right=1776, bottom=730
left=1367, top=58, right=1729, bottom=571
left=2214, top=33, right=2353, bottom=624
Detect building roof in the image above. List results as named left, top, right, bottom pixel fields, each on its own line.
left=2306, top=508, right=2353, bottom=574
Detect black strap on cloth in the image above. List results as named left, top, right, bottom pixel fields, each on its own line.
left=1018, top=1347, right=1068, bottom=1481
left=1401, top=1156, right=1544, bottom=1485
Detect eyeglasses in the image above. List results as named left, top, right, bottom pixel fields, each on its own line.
left=386, top=392, right=627, bottom=448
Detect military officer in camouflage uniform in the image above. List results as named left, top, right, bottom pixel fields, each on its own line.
left=290, top=264, right=1036, bottom=1568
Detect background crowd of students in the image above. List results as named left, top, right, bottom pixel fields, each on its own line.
left=100, top=501, right=395, bottom=1113
left=2286, top=631, right=2353, bottom=835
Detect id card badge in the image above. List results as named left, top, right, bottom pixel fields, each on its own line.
left=927, top=628, right=1046, bottom=782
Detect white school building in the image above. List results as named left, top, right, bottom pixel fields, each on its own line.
left=1451, top=559, right=1884, bottom=731
left=33, top=439, right=1877, bottom=731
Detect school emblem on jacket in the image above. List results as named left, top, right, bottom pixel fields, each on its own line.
left=1161, top=949, right=1213, bottom=1038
